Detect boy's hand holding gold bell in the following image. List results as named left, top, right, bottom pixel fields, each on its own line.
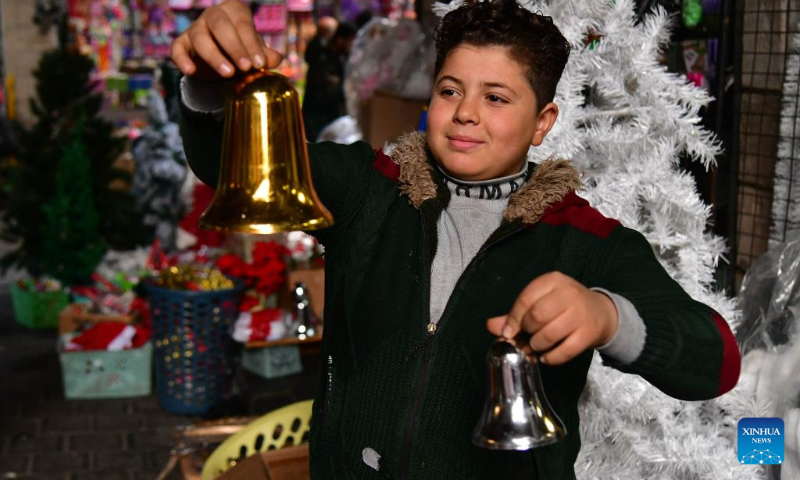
left=171, top=0, right=283, bottom=81
left=486, top=272, right=619, bottom=366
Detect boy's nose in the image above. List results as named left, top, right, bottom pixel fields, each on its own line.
left=454, top=99, right=479, bottom=125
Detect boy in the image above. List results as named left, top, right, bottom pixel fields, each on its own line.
left=172, top=0, right=741, bottom=478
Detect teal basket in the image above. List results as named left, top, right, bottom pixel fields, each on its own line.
left=11, top=282, right=69, bottom=329
left=59, top=340, right=153, bottom=399
left=242, top=345, right=303, bottom=379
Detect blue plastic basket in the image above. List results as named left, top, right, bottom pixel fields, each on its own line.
left=144, top=280, right=244, bottom=415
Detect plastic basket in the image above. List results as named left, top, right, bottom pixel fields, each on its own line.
left=241, top=345, right=302, bottom=379
left=11, top=282, right=69, bottom=329
left=59, top=340, right=153, bottom=399
left=201, top=399, right=313, bottom=480
left=145, top=280, right=244, bottom=416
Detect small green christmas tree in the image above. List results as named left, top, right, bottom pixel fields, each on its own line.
left=40, top=125, right=104, bottom=285
left=0, top=35, right=148, bottom=279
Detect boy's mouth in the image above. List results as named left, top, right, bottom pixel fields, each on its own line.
left=446, top=135, right=484, bottom=150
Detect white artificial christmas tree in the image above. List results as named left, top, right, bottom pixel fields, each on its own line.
left=430, top=0, right=766, bottom=477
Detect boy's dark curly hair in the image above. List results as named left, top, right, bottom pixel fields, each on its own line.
left=434, top=0, right=570, bottom=108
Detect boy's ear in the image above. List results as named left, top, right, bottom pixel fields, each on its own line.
left=531, top=102, right=559, bottom=147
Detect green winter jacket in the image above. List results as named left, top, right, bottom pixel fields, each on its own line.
left=179, top=105, right=741, bottom=480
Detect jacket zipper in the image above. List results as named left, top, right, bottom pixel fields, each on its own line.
left=324, top=355, right=333, bottom=412
left=398, top=215, right=435, bottom=478
left=398, top=221, right=520, bottom=479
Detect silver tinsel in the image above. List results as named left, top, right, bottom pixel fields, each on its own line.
left=771, top=32, right=800, bottom=246
left=131, top=90, right=189, bottom=251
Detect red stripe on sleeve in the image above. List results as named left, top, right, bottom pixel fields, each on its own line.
left=372, top=149, right=400, bottom=182
left=539, top=192, right=620, bottom=238
left=712, top=312, right=741, bottom=396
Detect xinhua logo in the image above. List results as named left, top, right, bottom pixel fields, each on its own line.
left=738, top=417, right=784, bottom=465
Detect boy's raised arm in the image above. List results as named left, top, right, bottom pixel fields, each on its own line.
left=179, top=91, right=225, bottom=188
left=174, top=0, right=378, bottom=245
left=596, top=226, right=741, bottom=401
left=173, top=0, right=281, bottom=187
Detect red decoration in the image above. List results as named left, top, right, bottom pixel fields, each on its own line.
left=129, top=297, right=152, bottom=330
left=179, top=183, right=225, bottom=249
left=249, top=309, right=284, bottom=341
left=146, top=239, right=177, bottom=271
left=64, top=322, right=151, bottom=352
left=584, top=28, right=604, bottom=49
left=217, top=241, right=290, bottom=297
left=238, top=294, right=260, bottom=312
left=216, top=254, right=247, bottom=279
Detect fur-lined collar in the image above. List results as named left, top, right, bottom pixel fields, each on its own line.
left=389, top=131, right=581, bottom=224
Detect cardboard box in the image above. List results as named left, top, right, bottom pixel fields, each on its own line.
left=362, top=89, right=429, bottom=148
left=217, top=444, right=310, bottom=480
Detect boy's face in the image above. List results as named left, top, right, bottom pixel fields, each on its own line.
left=427, top=45, right=559, bottom=181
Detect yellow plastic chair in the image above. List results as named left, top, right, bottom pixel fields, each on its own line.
left=201, top=399, right=314, bottom=480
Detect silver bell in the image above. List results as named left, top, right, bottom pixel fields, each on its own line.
left=472, top=338, right=567, bottom=450
left=293, top=281, right=316, bottom=340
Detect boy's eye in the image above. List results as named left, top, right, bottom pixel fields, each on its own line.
left=439, top=88, right=458, bottom=97
left=487, top=94, right=507, bottom=103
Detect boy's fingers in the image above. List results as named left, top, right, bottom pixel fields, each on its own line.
left=256, top=34, right=284, bottom=69
left=518, top=290, right=567, bottom=334
left=486, top=315, right=507, bottom=336
left=528, top=311, right=574, bottom=352
left=505, top=275, right=557, bottom=338
left=263, top=46, right=284, bottom=69
left=190, top=28, right=235, bottom=77
left=205, top=12, right=253, bottom=71
left=540, top=330, right=589, bottom=366
left=236, top=20, right=269, bottom=68
left=171, top=37, right=196, bottom=74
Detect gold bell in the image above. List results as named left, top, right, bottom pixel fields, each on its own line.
left=199, top=70, right=334, bottom=234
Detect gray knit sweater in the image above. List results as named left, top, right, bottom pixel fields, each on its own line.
left=430, top=165, right=527, bottom=324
